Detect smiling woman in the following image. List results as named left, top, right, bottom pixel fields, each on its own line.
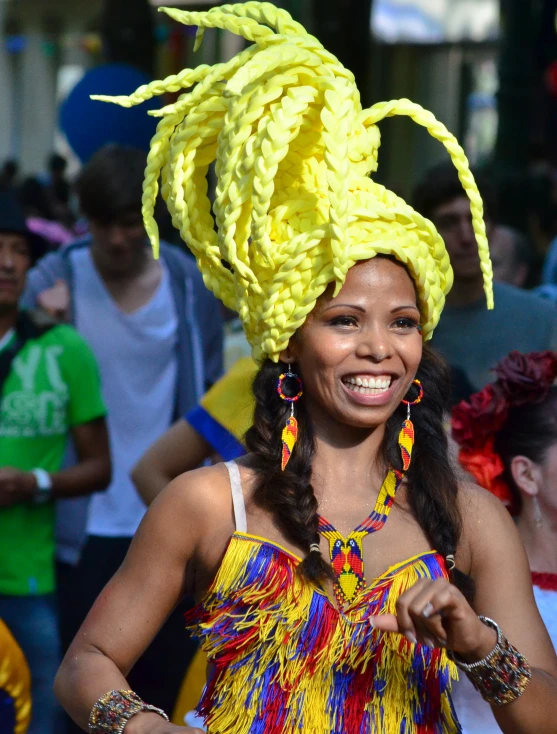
left=292, top=259, right=422, bottom=421
left=53, top=4, right=557, bottom=734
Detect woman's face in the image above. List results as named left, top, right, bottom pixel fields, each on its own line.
left=286, top=257, right=423, bottom=430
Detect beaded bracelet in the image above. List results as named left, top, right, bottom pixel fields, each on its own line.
left=450, top=616, right=532, bottom=706
left=88, top=689, right=169, bottom=733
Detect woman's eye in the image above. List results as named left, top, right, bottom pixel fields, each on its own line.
left=329, top=316, right=358, bottom=327
left=392, top=318, right=421, bottom=331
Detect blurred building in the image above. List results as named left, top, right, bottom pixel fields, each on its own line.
left=0, top=0, right=501, bottom=185
left=0, top=0, right=246, bottom=176
left=0, top=0, right=104, bottom=175
left=370, top=0, right=499, bottom=193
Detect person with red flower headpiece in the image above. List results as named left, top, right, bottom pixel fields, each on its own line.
left=452, top=350, right=557, bottom=732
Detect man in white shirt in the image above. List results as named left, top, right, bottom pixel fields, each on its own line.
left=22, top=145, right=223, bottom=730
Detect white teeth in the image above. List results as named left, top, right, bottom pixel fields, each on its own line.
left=343, top=378, right=391, bottom=396
left=345, top=375, right=391, bottom=389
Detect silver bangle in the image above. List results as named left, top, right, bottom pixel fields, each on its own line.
left=449, top=616, right=532, bottom=706
left=451, top=615, right=501, bottom=672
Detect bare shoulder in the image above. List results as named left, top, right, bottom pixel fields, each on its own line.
left=457, top=481, right=514, bottom=533
left=457, top=481, right=523, bottom=575
left=151, top=462, right=234, bottom=526
left=141, top=463, right=236, bottom=558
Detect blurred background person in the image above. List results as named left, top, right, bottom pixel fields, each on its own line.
left=43, top=153, right=72, bottom=226
left=489, top=225, right=535, bottom=288
left=19, top=174, right=76, bottom=252
left=19, top=176, right=55, bottom=222
left=451, top=349, right=557, bottom=733
left=414, top=163, right=557, bottom=400
left=21, top=144, right=223, bottom=731
left=133, top=356, right=255, bottom=506
left=0, top=192, right=110, bottom=734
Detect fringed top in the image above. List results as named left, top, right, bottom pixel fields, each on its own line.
left=186, top=526, right=461, bottom=733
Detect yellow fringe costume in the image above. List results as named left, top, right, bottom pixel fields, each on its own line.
left=95, top=3, right=492, bottom=731
left=0, top=619, right=31, bottom=734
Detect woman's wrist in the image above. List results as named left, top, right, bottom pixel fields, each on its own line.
left=124, top=711, right=169, bottom=734
left=457, top=616, right=498, bottom=663
left=88, top=690, right=169, bottom=733
left=450, top=616, right=532, bottom=706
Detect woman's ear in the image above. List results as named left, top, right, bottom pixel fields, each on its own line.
left=279, top=346, right=296, bottom=364
left=510, top=455, right=542, bottom=498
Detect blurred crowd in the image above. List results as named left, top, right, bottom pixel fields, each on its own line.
left=1, top=143, right=557, bottom=733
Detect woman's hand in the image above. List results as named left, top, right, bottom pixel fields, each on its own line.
left=125, top=711, right=204, bottom=733
left=371, top=577, right=497, bottom=661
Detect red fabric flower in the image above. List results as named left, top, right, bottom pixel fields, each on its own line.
left=458, top=440, right=515, bottom=510
left=452, top=384, right=507, bottom=450
left=493, top=350, right=557, bottom=404
left=451, top=350, right=557, bottom=513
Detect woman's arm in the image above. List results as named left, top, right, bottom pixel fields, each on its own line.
left=54, top=468, right=218, bottom=733
left=132, top=419, right=212, bottom=505
left=466, top=486, right=557, bottom=732
left=374, top=484, right=557, bottom=733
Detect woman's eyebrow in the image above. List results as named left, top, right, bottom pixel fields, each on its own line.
left=322, top=303, right=366, bottom=313
left=391, top=304, right=420, bottom=314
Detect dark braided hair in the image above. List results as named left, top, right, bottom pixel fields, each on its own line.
left=494, top=386, right=557, bottom=513
left=245, top=345, right=470, bottom=594
left=245, top=360, right=332, bottom=584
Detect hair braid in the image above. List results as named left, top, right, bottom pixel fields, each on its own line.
left=245, top=360, right=333, bottom=584
left=91, top=64, right=214, bottom=108
left=362, top=99, right=493, bottom=307
left=383, top=346, right=473, bottom=598
left=208, top=2, right=306, bottom=37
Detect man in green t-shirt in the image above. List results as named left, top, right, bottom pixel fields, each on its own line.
left=0, top=193, right=111, bottom=734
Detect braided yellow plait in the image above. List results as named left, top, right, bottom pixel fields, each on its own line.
left=93, top=1, right=493, bottom=362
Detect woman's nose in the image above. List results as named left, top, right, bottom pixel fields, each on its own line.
left=355, top=327, right=393, bottom=362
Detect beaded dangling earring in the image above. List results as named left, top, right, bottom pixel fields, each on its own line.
left=533, top=496, right=544, bottom=528
left=400, top=379, right=424, bottom=470
left=277, top=365, right=303, bottom=471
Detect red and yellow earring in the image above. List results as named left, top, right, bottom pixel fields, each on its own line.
left=277, top=364, right=303, bottom=471
left=399, top=379, right=424, bottom=471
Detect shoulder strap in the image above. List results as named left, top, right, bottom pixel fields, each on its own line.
left=224, top=460, right=247, bottom=533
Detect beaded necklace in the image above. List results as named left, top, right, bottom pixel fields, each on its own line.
left=318, top=418, right=415, bottom=607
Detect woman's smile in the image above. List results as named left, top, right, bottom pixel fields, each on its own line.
left=284, top=256, right=423, bottom=430
left=341, top=373, right=399, bottom=405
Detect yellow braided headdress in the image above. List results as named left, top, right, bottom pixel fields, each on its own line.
left=93, top=2, right=493, bottom=362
